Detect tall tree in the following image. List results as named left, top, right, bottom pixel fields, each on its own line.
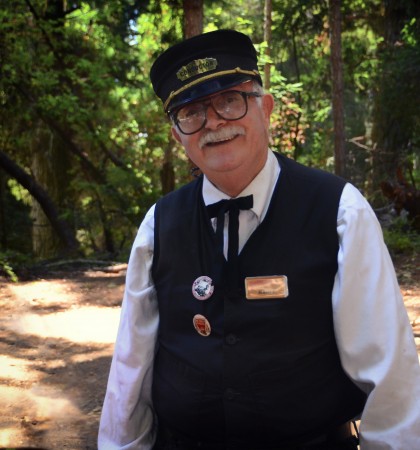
left=179, top=0, right=204, bottom=179
left=1, top=0, right=157, bottom=257
left=264, top=0, right=273, bottom=89
left=30, top=125, right=74, bottom=257
left=369, top=0, right=420, bottom=203
left=27, top=0, right=77, bottom=257
left=329, top=0, right=346, bottom=178
left=0, top=150, right=79, bottom=254
left=183, top=0, right=203, bottom=38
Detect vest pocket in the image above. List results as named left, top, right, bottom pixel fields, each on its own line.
left=247, top=357, right=358, bottom=441
left=152, top=347, right=207, bottom=431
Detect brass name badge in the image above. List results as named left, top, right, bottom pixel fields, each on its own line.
left=245, top=275, right=289, bottom=300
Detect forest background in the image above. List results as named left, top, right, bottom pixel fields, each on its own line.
left=1, top=0, right=419, bottom=277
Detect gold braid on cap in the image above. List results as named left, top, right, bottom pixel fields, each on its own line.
left=164, top=68, right=260, bottom=112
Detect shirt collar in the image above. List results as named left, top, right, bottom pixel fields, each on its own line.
left=202, top=150, right=280, bottom=223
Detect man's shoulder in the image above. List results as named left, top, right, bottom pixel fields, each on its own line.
left=157, top=176, right=202, bottom=212
left=274, top=152, right=346, bottom=189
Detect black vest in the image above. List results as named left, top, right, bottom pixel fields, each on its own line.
left=152, top=153, right=366, bottom=448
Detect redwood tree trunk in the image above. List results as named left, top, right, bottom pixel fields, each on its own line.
left=180, top=0, right=204, bottom=181
left=183, top=0, right=203, bottom=38
left=0, top=149, right=79, bottom=255
left=264, top=0, right=273, bottom=90
left=329, top=0, right=346, bottom=178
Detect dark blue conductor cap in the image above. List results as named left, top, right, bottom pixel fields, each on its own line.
left=150, top=29, right=263, bottom=114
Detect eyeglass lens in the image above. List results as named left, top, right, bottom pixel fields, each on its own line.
left=175, top=91, right=253, bottom=135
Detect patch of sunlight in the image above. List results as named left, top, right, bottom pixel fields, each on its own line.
left=0, top=355, right=38, bottom=382
left=415, top=337, right=420, bottom=362
left=0, top=385, right=30, bottom=411
left=8, top=280, right=75, bottom=305
left=0, top=426, right=24, bottom=447
left=29, top=384, right=81, bottom=417
left=70, top=347, right=113, bottom=364
left=0, top=384, right=81, bottom=447
left=0, top=384, right=81, bottom=418
left=9, top=307, right=120, bottom=344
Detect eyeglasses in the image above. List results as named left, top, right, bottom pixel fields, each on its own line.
left=171, top=90, right=262, bottom=135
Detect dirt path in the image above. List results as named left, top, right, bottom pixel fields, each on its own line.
left=0, top=266, right=125, bottom=449
left=0, top=258, right=418, bottom=450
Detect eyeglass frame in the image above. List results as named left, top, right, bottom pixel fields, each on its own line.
left=169, top=90, right=262, bottom=135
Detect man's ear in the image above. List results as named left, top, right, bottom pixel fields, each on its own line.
left=262, top=93, right=275, bottom=121
left=171, top=126, right=182, bottom=144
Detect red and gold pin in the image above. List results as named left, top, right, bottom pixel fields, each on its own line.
left=193, top=314, right=211, bottom=337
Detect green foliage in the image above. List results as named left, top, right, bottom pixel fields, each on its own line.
left=383, top=216, right=420, bottom=256
left=204, top=0, right=263, bottom=36
left=0, top=257, right=18, bottom=282
left=0, top=250, right=33, bottom=282
left=1, top=0, right=419, bottom=262
left=1, top=0, right=187, bottom=259
left=267, top=72, right=306, bottom=158
left=0, top=175, right=33, bottom=255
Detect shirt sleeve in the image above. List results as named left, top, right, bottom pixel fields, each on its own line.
left=98, top=205, right=158, bottom=450
left=332, top=183, right=420, bottom=449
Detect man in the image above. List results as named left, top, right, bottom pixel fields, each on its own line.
left=98, top=30, right=420, bottom=449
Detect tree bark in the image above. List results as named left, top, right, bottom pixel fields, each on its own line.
left=31, top=125, right=72, bottom=257
left=264, top=0, right=273, bottom=90
left=0, top=149, right=79, bottom=255
left=0, top=169, right=6, bottom=249
left=179, top=0, right=204, bottom=181
left=161, top=143, right=176, bottom=195
left=329, top=0, right=346, bottom=178
left=183, top=0, right=203, bottom=39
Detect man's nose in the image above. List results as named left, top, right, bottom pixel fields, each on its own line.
left=204, top=104, right=226, bottom=129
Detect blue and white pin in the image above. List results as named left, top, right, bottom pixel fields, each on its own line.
left=192, top=275, right=214, bottom=300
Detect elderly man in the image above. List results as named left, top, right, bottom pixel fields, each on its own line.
left=98, top=30, right=420, bottom=450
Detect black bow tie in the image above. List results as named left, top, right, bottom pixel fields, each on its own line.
left=206, top=195, right=254, bottom=266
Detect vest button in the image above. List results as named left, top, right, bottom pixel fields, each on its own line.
left=224, top=388, right=236, bottom=401
left=225, top=333, right=238, bottom=345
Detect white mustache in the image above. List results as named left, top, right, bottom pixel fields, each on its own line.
left=199, top=126, right=245, bottom=149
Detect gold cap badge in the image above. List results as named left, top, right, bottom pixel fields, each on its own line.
left=176, top=58, right=218, bottom=81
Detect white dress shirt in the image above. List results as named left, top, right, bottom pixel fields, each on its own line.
left=98, top=151, right=420, bottom=450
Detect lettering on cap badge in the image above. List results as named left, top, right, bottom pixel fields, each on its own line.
left=177, top=58, right=218, bottom=81
left=192, top=275, right=214, bottom=300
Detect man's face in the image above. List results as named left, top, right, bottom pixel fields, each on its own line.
left=171, top=81, right=274, bottom=193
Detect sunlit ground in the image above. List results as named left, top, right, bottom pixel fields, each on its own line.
left=0, top=384, right=82, bottom=445
left=403, top=291, right=420, bottom=362
left=0, top=277, right=122, bottom=448
left=5, top=279, right=121, bottom=343
left=13, top=307, right=120, bottom=344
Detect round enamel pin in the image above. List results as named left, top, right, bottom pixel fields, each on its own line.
left=192, top=275, right=214, bottom=300
left=193, top=314, right=211, bottom=337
